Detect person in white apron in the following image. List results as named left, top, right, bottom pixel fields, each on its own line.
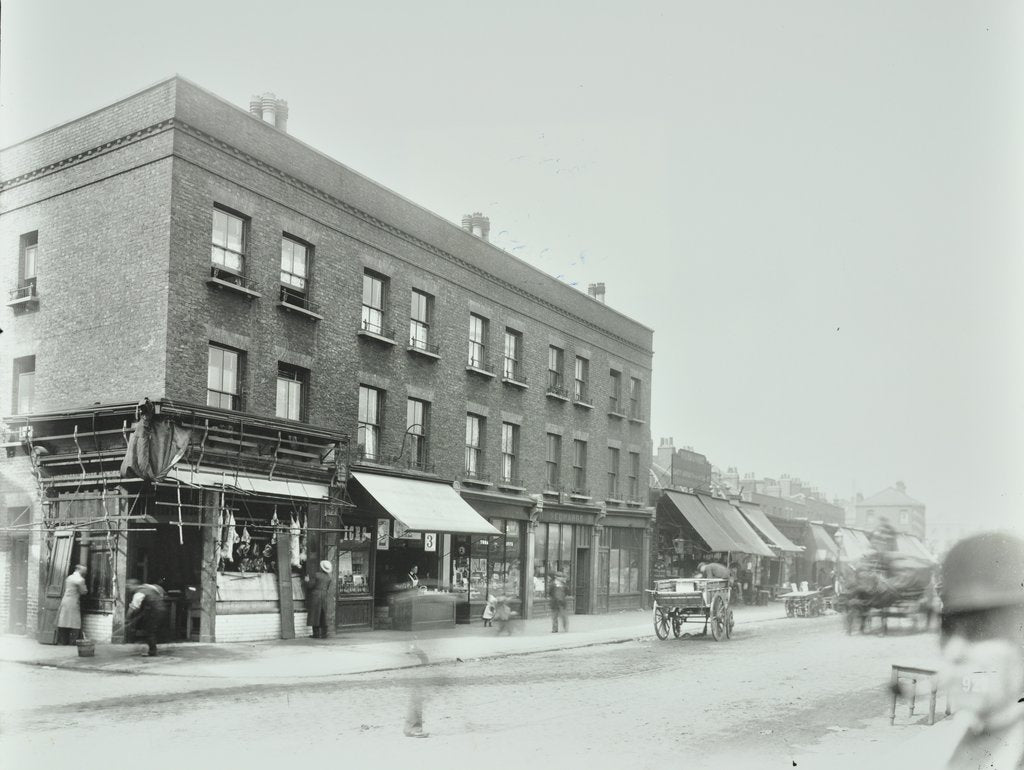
left=57, top=565, right=88, bottom=645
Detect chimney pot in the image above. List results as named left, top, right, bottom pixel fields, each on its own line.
left=587, top=282, right=606, bottom=303
left=249, top=92, right=288, bottom=132
left=462, top=212, right=490, bottom=242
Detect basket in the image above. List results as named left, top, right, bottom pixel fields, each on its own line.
left=76, top=639, right=95, bottom=657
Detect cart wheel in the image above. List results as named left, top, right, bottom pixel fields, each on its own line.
left=710, top=595, right=727, bottom=641
left=654, top=605, right=671, bottom=640
left=785, top=600, right=794, bottom=618
left=671, top=615, right=683, bottom=638
left=725, top=608, right=734, bottom=639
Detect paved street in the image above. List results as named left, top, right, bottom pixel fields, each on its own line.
left=0, top=611, right=944, bottom=769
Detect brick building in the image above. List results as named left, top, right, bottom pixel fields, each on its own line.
left=854, top=483, right=926, bottom=539
left=0, top=77, right=654, bottom=643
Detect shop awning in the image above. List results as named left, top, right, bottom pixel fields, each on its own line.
left=697, top=495, right=774, bottom=557
left=896, top=534, right=935, bottom=562
left=351, top=472, right=500, bottom=535
left=836, top=528, right=870, bottom=562
left=663, top=490, right=742, bottom=553
left=739, top=505, right=803, bottom=553
left=808, top=523, right=839, bottom=563
left=164, top=467, right=331, bottom=499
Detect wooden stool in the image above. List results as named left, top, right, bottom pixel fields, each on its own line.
left=890, top=664, right=950, bottom=725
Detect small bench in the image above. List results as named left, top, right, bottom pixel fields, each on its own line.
left=890, top=663, right=950, bottom=725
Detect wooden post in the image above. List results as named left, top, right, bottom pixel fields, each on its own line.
left=277, top=532, right=295, bottom=639
left=110, top=499, right=130, bottom=643
left=198, top=491, right=218, bottom=643
left=319, top=504, right=338, bottom=635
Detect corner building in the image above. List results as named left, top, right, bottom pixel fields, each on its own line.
left=0, top=78, right=654, bottom=643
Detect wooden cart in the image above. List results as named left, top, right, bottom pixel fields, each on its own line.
left=649, top=578, right=735, bottom=641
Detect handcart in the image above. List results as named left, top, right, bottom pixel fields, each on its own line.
left=648, top=578, right=734, bottom=641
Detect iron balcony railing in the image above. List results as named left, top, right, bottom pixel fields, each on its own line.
left=546, top=372, right=568, bottom=399
left=359, top=318, right=395, bottom=340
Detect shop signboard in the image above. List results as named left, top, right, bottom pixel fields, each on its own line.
left=376, top=518, right=390, bottom=550
left=392, top=520, right=422, bottom=540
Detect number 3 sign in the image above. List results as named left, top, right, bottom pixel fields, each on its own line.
left=424, top=533, right=436, bottom=552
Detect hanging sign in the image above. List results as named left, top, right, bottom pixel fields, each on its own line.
left=393, top=520, right=422, bottom=540
left=424, top=533, right=437, bottom=552
left=376, top=518, right=390, bottom=550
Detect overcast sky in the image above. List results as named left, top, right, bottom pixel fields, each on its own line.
left=2, top=1, right=1021, bottom=535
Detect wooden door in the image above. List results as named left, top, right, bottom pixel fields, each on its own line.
left=37, top=529, right=74, bottom=644
left=574, top=548, right=591, bottom=614
left=8, top=538, right=29, bottom=634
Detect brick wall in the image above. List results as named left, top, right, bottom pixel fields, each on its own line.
left=215, top=611, right=308, bottom=643
left=0, top=453, right=42, bottom=635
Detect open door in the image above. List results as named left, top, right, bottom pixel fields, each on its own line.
left=37, top=529, right=74, bottom=644
left=574, top=548, right=591, bottom=614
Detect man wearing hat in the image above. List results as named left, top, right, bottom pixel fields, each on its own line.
left=934, top=532, right=1024, bottom=768
left=305, top=559, right=333, bottom=639
left=549, top=571, right=569, bottom=633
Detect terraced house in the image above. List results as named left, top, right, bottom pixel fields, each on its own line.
left=0, top=78, right=655, bottom=644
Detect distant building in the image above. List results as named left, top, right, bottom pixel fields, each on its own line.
left=854, top=482, right=926, bottom=539
left=651, top=437, right=712, bottom=493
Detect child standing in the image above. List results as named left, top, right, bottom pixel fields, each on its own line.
left=481, top=594, right=496, bottom=627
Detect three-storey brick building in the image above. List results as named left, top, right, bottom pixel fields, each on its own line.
left=0, top=77, right=654, bottom=642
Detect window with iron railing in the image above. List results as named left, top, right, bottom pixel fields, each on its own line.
left=465, top=413, right=485, bottom=478
left=280, top=236, right=310, bottom=303
left=628, top=451, right=641, bottom=500
left=500, top=422, right=519, bottom=485
left=574, top=356, right=590, bottom=403
left=629, top=377, right=643, bottom=419
left=276, top=363, right=308, bottom=421
left=572, top=439, right=587, bottom=493
left=211, top=207, right=247, bottom=282
left=545, top=433, right=561, bottom=489
left=503, top=329, right=523, bottom=381
left=609, top=369, right=623, bottom=413
left=607, top=447, right=620, bottom=499
left=409, top=289, right=435, bottom=352
left=361, top=271, right=388, bottom=335
left=406, top=398, right=429, bottom=469
left=207, top=344, right=242, bottom=410
left=357, top=385, right=383, bottom=461
left=468, top=314, right=488, bottom=369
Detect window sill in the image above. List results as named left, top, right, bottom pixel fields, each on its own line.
left=545, top=391, right=569, bottom=402
left=626, top=499, right=646, bottom=508
left=605, top=497, right=625, bottom=505
left=501, top=377, right=528, bottom=389
left=206, top=276, right=262, bottom=299
left=408, top=345, right=441, bottom=360
left=608, top=411, right=627, bottom=420
left=628, top=416, right=646, bottom=424
left=466, top=365, right=495, bottom=379
left=461, top=477, right=493, bottom=488
left=496, top=482, right=527, bottom=493
left=573, top=400, right=594, bottom=410
left=276, top=301, right=323, bottom=321
left=569, top=493, right=592, bottom=502
left=357, top=328, right=397, bottom=346
left=6, top=295, right=38, bottom=309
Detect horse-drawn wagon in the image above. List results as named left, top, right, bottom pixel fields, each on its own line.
left=649, top=578, right=735, bottom=641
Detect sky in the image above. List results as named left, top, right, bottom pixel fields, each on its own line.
left=2, top=1, right=1021, bottom=535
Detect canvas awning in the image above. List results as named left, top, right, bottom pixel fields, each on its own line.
left=164, top=467, right=331, bottom=499
left=739, top=505, right=803, bottom=553
left=836, top=528, right=870, bottom=562
left=351, top=472, right=500, bottom=535
left=696, top=495, right=774, bottom=557
left=663, top=490, right=743, bottom=553
left=896, top=534, right=935, bottom=562
left=808, top=523, right=839, bottom=563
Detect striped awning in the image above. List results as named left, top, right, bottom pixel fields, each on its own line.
left=740, top=505, right=803, bottom=553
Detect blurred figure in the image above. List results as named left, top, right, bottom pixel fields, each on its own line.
left=494, top=595, right=514, bottom=636
left=405, top=644, right=430, bottom=738
left=57, top=564, right=87, bottom=645
left=550, top=571, right=569, bottom=633
left=695, top=561, right=732, bottom=580
left=126, top=578, right=168, bottom=657
left=481, top=594, right=496, bottom=627
left=935, top=532, right=1024, bottom=768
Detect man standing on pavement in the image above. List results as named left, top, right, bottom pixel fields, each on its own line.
left=57, top=564, right=87, bottom=645
left=126, top=578, right=168, bottom=657
left=550, top=571, right=569, bottom=633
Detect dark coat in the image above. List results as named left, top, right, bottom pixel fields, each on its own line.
left=305, top=571, right=332, bottom=627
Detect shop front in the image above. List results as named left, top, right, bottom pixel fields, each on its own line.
left=532, top=506, right=599, bottom=618
left=596, top=508, right=653, bottom=613
left=348, top=471, right=501, bottom=631
left=737, top=502, right=804, bottom=597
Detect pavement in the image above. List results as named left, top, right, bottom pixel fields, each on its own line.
left=0, top=601, right=790, bottom=680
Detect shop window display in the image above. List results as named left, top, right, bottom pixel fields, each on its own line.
left=460, top=519, right=524, bottom=608
left=337, top=526, right=374, bottom=595
left=534, top=523, right=574, bottom=600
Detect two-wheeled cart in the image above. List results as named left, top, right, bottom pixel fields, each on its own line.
left=649, top=578, right=734, bottom=641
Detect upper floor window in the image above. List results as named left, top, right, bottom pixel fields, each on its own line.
left=409, top=290, right=433, bottom=350
left=629, top=377, right=643, bottom=418
left=361, top=271, right=388, bottom=335
left=20, top=232, right=37, bottom=284
left=357, top=385, right=384, bottom=460
left=574, top=356, right=590, bottom=403
left=607, top=447, right=620, bottom=499
left=503, top=329, right=523, bottom=381
left=207, top=344, right=242, bottom=410
left=545, top=433, right=562, bottom=489
left=406, top=398, right=429, bottom=469
left=609, top=370, right=622, bottom=413
left=465, top=414, right=484, bottom=477
left=500, top=422, right=519, bottom=484
left=468, top=314, right=488, bottom=369
left=280, top=236, right=310, bottom=303
left=276, top=363, right=308, bottom=421
left=12, top=355, right=35, bottom=415
left=211, top=207, right=247, bottom=278
left=548, top=345, right=565, bottom=391
left=572, top=439, right=588, bottom=493
left=628, top=451, right=640, bottom=500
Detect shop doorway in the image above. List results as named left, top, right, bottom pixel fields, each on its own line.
left=8, top=538, right=29, bottom=634
left=595, top=547, right=610, bottom=613
left=574, top=548, right=591, bottom=614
